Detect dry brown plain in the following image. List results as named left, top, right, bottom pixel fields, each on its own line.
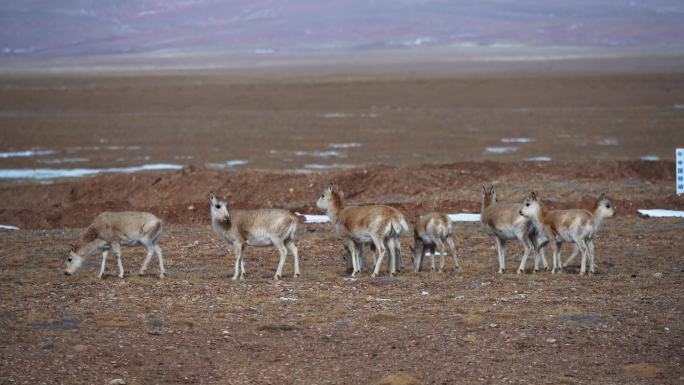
left=0, top=67, right=683, bottom=384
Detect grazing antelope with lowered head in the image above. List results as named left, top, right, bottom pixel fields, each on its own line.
left=480, top=186, right=548, bottom=274
left=519, top=192, right=614, bottom=275
left=562, top=193, right=615, bottom=269
left=411, top=212, right=459, bottom=272
left=210, top=192, right=300, bottom=280
left=64, top=211, right=165, bottom=279
left=317, top=184, right=408, bottom=277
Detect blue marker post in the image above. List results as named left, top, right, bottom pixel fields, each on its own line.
left=677, top=148, right=684, bottom=195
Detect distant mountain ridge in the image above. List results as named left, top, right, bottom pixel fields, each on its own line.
left=1, top=0, right=683, bottom=60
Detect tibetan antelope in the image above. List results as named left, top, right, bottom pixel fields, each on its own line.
left=64, top=211, right=165, bottom=279
left=519, top=192, right=613, bottom=275
left=210, top=192, right=300, bottom=280
left=317, top=184, right=408, bottom=277
left=562, top=193, right=615, bottom=269
left=411, top=212, right=459, bottom=272
left=480, top=186, right=548, bottom=274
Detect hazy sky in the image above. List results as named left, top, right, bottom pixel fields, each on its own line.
left=1, top=0, right=683, bottom=58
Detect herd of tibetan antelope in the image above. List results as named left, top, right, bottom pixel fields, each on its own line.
left=63, top=184, right=615, bottom=280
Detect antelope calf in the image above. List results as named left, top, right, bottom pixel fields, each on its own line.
left=411, top=213, right=459, bottom=272
left=480, top=186, right=548, bottom=274
left=317, top=184, right=408, bottom=277
left=519, top=192, right=614, bottom=275
left=64, top=211, right=165, bottom=279
left=210, top=192, right=300, bottom=280
left=563, top=193, right=615, bottom=268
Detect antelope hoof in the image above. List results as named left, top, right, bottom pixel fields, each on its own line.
left=273, top=274, right=281, bottom=281
left=97, top=274, right=103, bottom=279
left=371, top=272, right=378, bottom=278
left=498, top=269, right=504, bottom=274
left=294, top=273, right=300, bottom=278
left=533, top=269, right=539, bottom=274
left=118, top=273, right=124, bottom=279
left=517, top=269, right=523, bottom=275
left=159, top=273, right=165, bottom=279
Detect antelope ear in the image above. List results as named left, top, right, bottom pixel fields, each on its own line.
left=69, top=243, right=75, bottom=252
left=326, top=183, right=335, bottom=193
left=490, top=185, right=496, bottom=195
left=222, top=194, right=229, bottom=203
left=209, top=192, right=216, bottom=202
left=530, top=191, right=538, bottom=200
left=481, top=185, right=486, bottom=196
left=598, top=192, right=606, bottom=199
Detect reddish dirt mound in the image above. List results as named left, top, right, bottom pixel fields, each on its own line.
left=0, top=160, right=680, bottom=229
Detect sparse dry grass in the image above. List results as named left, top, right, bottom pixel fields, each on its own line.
left=0, top=217, right=682, bottom=385
left=376, top=373, right=423, bottom=385
left=623, top=363, right=665, bottom=378
left=457, top=314, right=486, bottom=327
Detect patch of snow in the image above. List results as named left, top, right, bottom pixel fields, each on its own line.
left=295, top=150, right=345, bottom=158
left=254, top=48, right=275, bottom=54
left=525, top=156, right=552, bottom=161
left=501, top=137, right=535, bottom=143
left=329, top=143, right=361, bottom=149
left=485, top=147, right=519, bottom=154
left=597, top=138, right=619, bottom=146
left=37, top=158, right=88, bottom=164
left=640, top=155, right=660, bottom=161
left=321, top=112, right=378, bottom=119
left=0, top=150, right=56, bottom=158
left=206, top=160, right=248, bottom=169
left=298, top=213, right=480, bottom=223
left=0, top=224, right=19, bottom=230
left=674, top=104, right=684, bottom=109
left=303, top=163, right=355, bottom=169
left=447, top=213, right=481, bottom=222
left=295, top=213, right=329, bottom=224
left=278, top=296, right=298, bottom=301
left=322, top=112, right=353, bottom=118
left=0, top=164, right=183, bottom=180
left=638, top=209, right=684, bottom=218
left=403, top=37, right=433, bottom=46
